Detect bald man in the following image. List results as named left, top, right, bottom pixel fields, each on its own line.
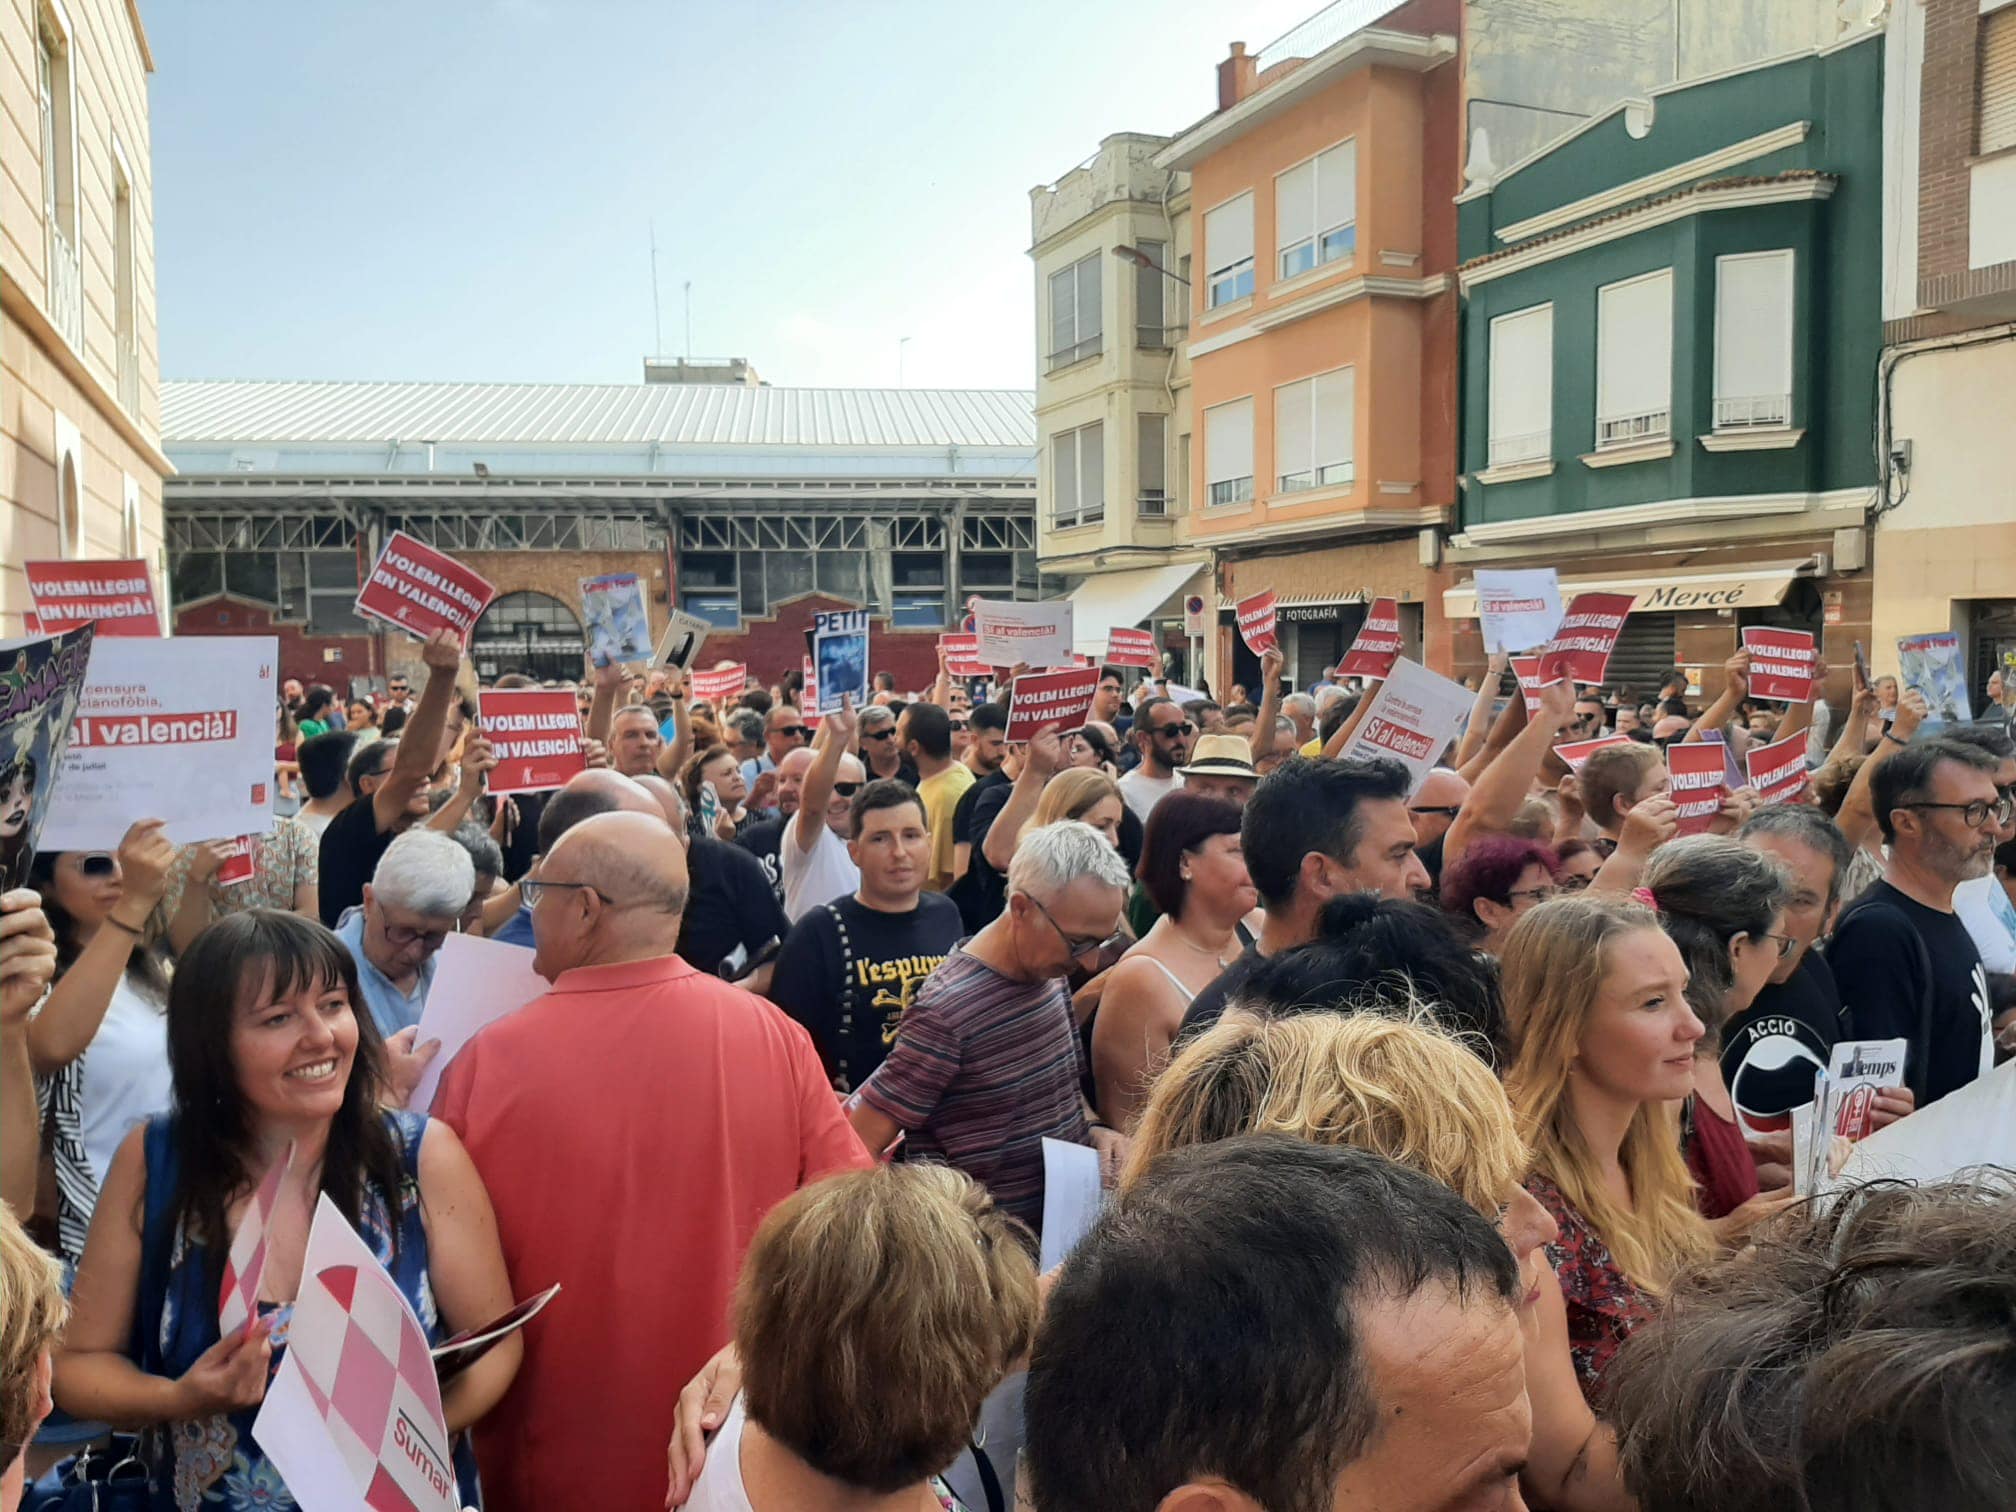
left=782, top=697, right=870, bottom=921
left=488, top=768, right=661, bottom=948
left=634, top=773, right=789, bottom=990
left=436, top=810, right=868, bottom=1512
left=734, top=745, right=817, bottom=907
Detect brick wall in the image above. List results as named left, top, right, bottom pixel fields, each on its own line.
left=455, top=549, right=672, bottom=640
left=174, top=595, right=379, bottom=689
left=702, top=593, right=942, bottom=695
left=1913, top=0, right=2014, bottom=317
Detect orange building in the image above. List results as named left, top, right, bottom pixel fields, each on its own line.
left=1154, top=0, right=1460, bottom=689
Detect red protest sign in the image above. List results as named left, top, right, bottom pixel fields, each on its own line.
left=1741, top=628, right=1817, bottom=704
left=1745, top=733, right=1809, bottom=805
left=1235, top=591, right=1278, bottom=655
left=1669, top=743, right=1727, bottom=836
left=479, top=689, right=586, bottom=796
left=1105, top=628, right=1157, bottom=670
left=1553, top=735, right=1629, bottom=772
left=25, top=559, right=160, bottom=635
left=1006, top=667, right=1100, bottom=742
left=214, top=835, right=257, bottom=887
left=1537, top=593, right=1634, bottom=687
left=939, top=632, right=988, bottom=678
left=1336, top=598, right=1403, bottom=681
left=1509, top=656, right=1548, bottom=713
left=354, top=530, right=496, bottom=645
left=690, top=663, right=748, bottom=704
left=802, top=656, right=821, bottom=728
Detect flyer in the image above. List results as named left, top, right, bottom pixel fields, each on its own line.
left=1537, top=592, right=1634, bottom=687
left=1745, top=733, right=1809, bottom=806
left=1553, top=735, right=1629, bottom=772
left=1509, top=655, right=1546, bottom=713
left=24, top=559, right=161, bottom=636
left=431, top=1283, right=562, bottom=1385
left=0, top=625, right=95, bottom=890
left=1006, top=667, right=1101, bottom=742
left=1105, top=627, right=1157, bottom=670
left=219, top=1142, right=294, bottom=1338
left=1897, top=631, right=1972, bottom=723
left=690, top=663, right=749, bottom=704
left=1234, top=591, right=1278, bottom=655
left=1335, top=658, right=1473, bottom=797
left=579, top=573, right=652, bottom=668
left=1668, top=743, right=1727, bottom=836
left=973, top=599, right=1073, bottom=669
left=214, top=835, right=258, bottom=887
left=1474, top=569, right=1563, bottom=654
left=1336, top=598, right=1403, bottom=681
left=654, top=608, right=713, bottom=673
left=813, top=609, right=871, bottom=716
left=801, top=656, right=821, bottom=728
left=478, top=689, right=585, bottom=796
left=408, top=932, right=551, bottom=1112
left=939, top=633, right=989, bottom=678
left=1740, top=627, right=1818, bottom=704
left=354, top=530, right=495, bottom=646
left=1824, top=1038, right=1909, bottom=1143
left=39, top=635, right=278, bottom=852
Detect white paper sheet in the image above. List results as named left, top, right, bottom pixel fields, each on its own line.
left=1829, top=1057, right=2016, bottom=1190
left=1335, top=657, right=1475, bottom=797
left=1474, top=569, right=1564, bottom=654
left=1039, top=1137, right=1104, bottom=1272
left=974, top=599, right=1074, bottom=671
left=407, top=933, right=550, bottom=1112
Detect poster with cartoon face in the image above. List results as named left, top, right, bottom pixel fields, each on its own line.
left=0, top=625, right=96, bottom=891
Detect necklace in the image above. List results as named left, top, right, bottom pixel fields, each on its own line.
left=1166, top=919, right=1235, bottom=967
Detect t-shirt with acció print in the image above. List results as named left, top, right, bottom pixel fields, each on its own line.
left=855, top=945, right=1091, bottom=1234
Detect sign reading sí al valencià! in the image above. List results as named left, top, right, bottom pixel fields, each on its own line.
left=25, top=560, right=160, bottom=636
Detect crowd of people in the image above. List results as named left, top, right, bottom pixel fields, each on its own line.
left=3, top=627, right=2015, bottom=1512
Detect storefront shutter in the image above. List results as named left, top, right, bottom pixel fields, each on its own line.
left=1603, top=612, right=1679, bottom=702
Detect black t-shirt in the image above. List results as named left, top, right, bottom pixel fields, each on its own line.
left=496, top=789, right=547, bottom=884
left=1176, top=943, right=1264, bottom=1042
left=767, top=893, right=964, bottom=1089
left=949, top=781, right=1017, bottom=933
left=317, top=796, right=397, bottom=926
left=1827, top=880, right=1991, bottom=1106
left=677, top=836, right=789, bottom=980
left=953, top=770, right=1011, bottom=845
left=1719, top=950, right=1843, bottom=1130
left=735, top=815, right=788, bottom=907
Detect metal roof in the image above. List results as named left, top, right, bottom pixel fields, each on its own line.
left=161, top=380, right=1038, bottom=450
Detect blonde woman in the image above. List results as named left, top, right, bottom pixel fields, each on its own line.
left=1124, top=1011, right=1633, bottom=1512
left=1502, top=894, right=1717, bottom=1402
left=1, top=1205, right=67, bottom=1512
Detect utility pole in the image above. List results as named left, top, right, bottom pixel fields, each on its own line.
left=898, top=335, right=911, bottom=386
left=650, top=223, right=663, bottom=356
left=683, top=281, right=692, bottom=359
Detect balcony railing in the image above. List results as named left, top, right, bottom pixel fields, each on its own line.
left=1713, top=393, right=1791, bottom=430
left=1135, top=324, right=1187, bottom=349
left=1052, top=506, right=1105, bottom=530
left=1045, top=335, right=1103, bottom=372
left=1487, top=430, right=1551, bottom=469
left=1138, top=490, right=1169, bottom=517
left=47, top=226, right=82, bottom=350
left=1596, top=409, right=1670, bottom=449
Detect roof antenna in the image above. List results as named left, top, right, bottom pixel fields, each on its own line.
left=650, top=223, right=663, bottom=356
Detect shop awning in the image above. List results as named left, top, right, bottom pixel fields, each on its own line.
left=1066, top=562, right=1206, bottom=656
left=1441, top=561, right=1815, bottom=619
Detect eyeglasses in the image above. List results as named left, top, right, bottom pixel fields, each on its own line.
left=773, top=725, right=810, bottom=740
left=382, top=920, right=457, bottom=950
left=1409, top=805, right=1463, bottom=819
left=520, top=877, right=604, bottom=908
left=77, top=853, right=118, bottom=878
left=1557, top=874, right=1594, bottom=893
left=1027, top=894, right=1126, bottom=962
left=1898, top=794, right=2016, bottom=830
left=950, top=720, right=969, bottom=732
left=861, top=727, right=896, bottom=741
left=1506, top=884, right=1558, bottom=906
left=1150, top=722, right=1196, bottom=739
left=1755, top=932, right=1799, bottom=959
left=832, top=782, right=862, bottom=798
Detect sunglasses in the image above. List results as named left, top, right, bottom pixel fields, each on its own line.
left=950, top=720, right=969, bottom=732
left=76, top=852, right=118, bottom=878
left=832, top=782, right=863, bottom=798
left=1409, top=805, right=1463, bottom=819
left=1151, top=721, right=1196, bottom=738
left=775, top=726, right=811, bottom=740
left=861, top=727, right=896, bottom=741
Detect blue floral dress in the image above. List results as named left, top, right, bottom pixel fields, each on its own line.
left=136, top=1109, right=482, bottom=1510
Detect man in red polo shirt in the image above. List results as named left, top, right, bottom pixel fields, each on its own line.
left=435, top=808, right=868, bottom=1512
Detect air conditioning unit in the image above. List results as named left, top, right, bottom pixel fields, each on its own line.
left=1832, top=527, right=1867, bottom=574
left=1418, top=528, right=1442, bottom=568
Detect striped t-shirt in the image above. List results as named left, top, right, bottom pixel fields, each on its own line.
left=856, top=945, right=1090, bottom=1232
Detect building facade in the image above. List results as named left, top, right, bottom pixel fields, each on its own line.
left=2, top=0, right=169, bottom=635
left=1447, top=31, right=1884, bottom=704
left=160, top=380, right=1037, bottom=691
left=1873, top=0, right=2016, bottom=697
left=1156, top=0, right=1464, bottom=692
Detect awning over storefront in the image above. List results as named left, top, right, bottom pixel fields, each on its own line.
left=1441, top=561, right=1815, bottom=619
left=1066, top=561, right=1206, bottom=656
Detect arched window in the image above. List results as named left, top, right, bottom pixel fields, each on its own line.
left=470, top=591, right=583, bottom=683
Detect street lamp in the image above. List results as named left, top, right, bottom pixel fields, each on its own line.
left=1112, top=244, right=1191, bottom=284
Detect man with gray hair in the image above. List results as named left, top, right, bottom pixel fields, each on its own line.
left=1282, top=691, right=1318, bottom=749
left=850, top=819, right=1133, bottom=1219
left=335, top=826, right=474, bottom=1040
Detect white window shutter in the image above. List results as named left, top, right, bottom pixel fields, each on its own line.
left=1049, top=266, right=1075, bottom=356
left=1052, top=431, right=1078, bottom=517
left=1136, top=239, right=1164, bottom=332
left=1316, top=143, right=1355, bottom=232
left=1715, top=252, right=1793, bottom=405
left=1275, top=377, right=1313, bottom=482
left=1077, top=255, right=1102, bottom=343
left=1206, top=399, right=1254, bottom=486
left=1138, top=413, right=1166, bottom=496
left=1489, top=306, right=1553, bottom=452
left=1982, top=8, right=2016, bottom=156
left=1081, top=423, right=1105, bottom=514
left=1277, top=161, right=1315, bottom=254
left=1597, top=272, right=1673, bottom=422
left=1315, top=367, right=1354, bottom=469
left=1207, top=194, right=1254, bottom=274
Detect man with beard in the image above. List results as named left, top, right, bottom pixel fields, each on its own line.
left=1117, top=698, right=1195, bottom=823
left=735, top=746, right=816, bottom=908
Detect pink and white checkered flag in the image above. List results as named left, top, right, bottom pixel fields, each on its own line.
left=218, top=1141, right=294, bottom=1339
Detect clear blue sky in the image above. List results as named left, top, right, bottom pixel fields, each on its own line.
left=147, top=0, right=1322, bottom=392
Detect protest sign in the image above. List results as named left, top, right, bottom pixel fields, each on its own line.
left=973, top=599, right=1073, bottom=669
left=1897, top=631, right=1972, bottom=723
left=1234, top=591, right=1279, bottom=655
left=1825, top=1039, right=1909, bottom=1143
left=1105, top=627, right=1157, bottom=670
left=690, top=663, right=748, bottom=704
left=0, top=625, right=95, bottom=889
left=214, top=835, right=257, bottom=887
left=478, top=689, right=585, bottom=796
left=1336, top=598, right=1403, bottom=681
left=654, top=608, right=713, bottom=673
left=801, top=656, right=820, bottom=727
left=1537, top=593, right=1634, bottom=686
left=1741, top=627, right=1817, bottom=704
left=1006, top=667, right=1101, bottom=743
left=813, top=609, right=871, bottom=715
left=1831, top=1058, right=2016, bottom=1191
left=354, top=530, right=495, bottom=645
left=40, top=636, right=277, bottom=851
left=1697, top=727, right=1747, bottom=792
left=1474, top=568, right=1563, bottom=654
left=25, top=559, right=160, bottom=636
left=1039, top=1138, right=1104, bottom=1273
left=1336, top=658, right=1473, bottom=797
left=1668, top=742, right=1727, bottom=836
left=409, top=933, right=550, bottom=1112
left=939, top=632, right=989, bottom=678
left=1554, top=735, right=1629, bottom=772
left=1745, top=732, right=1808, bottom=806
left=253, top=1195, right=461, bottom=1512
left=579, top=573, right=652, bottom=667
left=1509, top=655, right=1546, bottom=713
left=219, top=1142, right=294, bottom=1338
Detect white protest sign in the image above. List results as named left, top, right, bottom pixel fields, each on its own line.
left=1039, top=1137, right=1105, bottom=1273
left=1829, top=1057, right=2016, bottom=1190
left=813, top=609, right=870, bottom=716
left=973, top=599, right=1073, bottom=670
left=40, top=636, right=279, bottom=851
left=654, top=608, right=713, bottom=673
left=1336, top=658, right=1474, bottom=796
left=1474, top=569, right=1563, bottom=654
left=408, top=933, right=550, bottom=1112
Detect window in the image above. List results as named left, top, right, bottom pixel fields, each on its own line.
left=1051, top=422, right=1106, bottom=528
left=1205, top=194, right=1255, bottom=308
left=891, top=551, right=945, bottom=589
left=1277, top=142, right=1357, bottom=280
left=1205, top=398, right=1255, bottom=507
left=1981, top=5, right=2016, bottom=156
left=1138, top=413, right=1168, bottom=516
left=681, top=594, right=740, bottom=628
left=1177, top=431, right=1191, bottom=515
left=681, top=551, right=736, bottom=589
left=1487, top=305, right=1553, bottom=468
left=1274, top=368, right=1355, bottom=492
left=1595, top=270, right=1673, bottom=449
left=113, top=145, right=138, bottom=414
left=1048, top=253, right=1103, bottom=370
left=35, top=4, right=79, bottom=347
left=1135, top=240, right=1173, bottom=346
left=814, top=553, right=866, bottom=603
left=892, top=594, right=944, bottom=628
left=960, top=553, right=1015, bottom=589
left=1714, top=251, right=1795, bottom=430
